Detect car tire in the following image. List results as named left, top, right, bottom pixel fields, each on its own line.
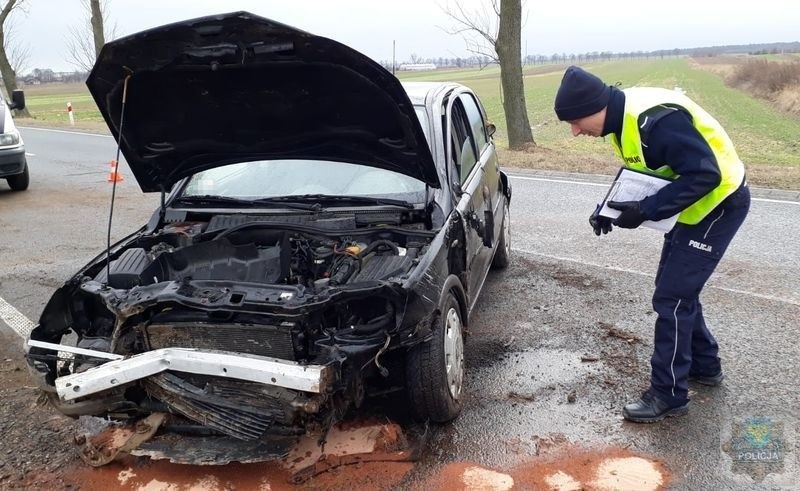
left=406, top=291, right=464, bottom=423
left=7, top=164, right=29, bottom=191
left=491, top=198, right=510, bottom=269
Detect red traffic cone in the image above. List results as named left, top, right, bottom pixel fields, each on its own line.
left=107, top=159, right=124, bottom=183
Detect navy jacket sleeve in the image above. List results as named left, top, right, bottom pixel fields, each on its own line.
left=638, top=108, right=722, bottom=221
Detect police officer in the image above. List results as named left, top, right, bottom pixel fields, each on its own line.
left=554, top=66, right=750, bottom=423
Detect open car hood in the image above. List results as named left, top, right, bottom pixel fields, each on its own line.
left=87, top=11, right=439, bottom=192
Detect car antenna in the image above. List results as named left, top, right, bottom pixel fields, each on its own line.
left=105, top=72, right=133, bottom=285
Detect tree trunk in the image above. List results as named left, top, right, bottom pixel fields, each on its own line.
left=90, top=0, right=105, bottom=58
left=0, top=29, right=29, bottom=117
left=495, top=0, right=533, bottom=150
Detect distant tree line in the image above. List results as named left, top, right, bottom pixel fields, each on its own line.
left=749, top=48, right=790, bottom=55
left=21, top=68, right=87, bottom=84
left=20, top=41, right=800, bottom=86
left=380, top=41, right=800, bottom=71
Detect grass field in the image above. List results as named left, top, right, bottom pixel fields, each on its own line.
left=398, top=58, right=800, bottom=169
left=20, top=82, right=104, bottom=128
left=16, top=57, right=800, bottom=188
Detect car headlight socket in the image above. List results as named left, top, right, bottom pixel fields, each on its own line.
left=0, top=130, right=20, bottom=146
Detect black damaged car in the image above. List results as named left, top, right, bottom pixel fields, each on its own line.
left=26, top=11, right=511, bottom=461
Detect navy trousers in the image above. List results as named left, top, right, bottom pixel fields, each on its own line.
left=649, top=182, right=750, bottom=406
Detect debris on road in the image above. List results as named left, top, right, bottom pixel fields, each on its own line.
left=599, top=322, right=642, bottom=344
left=285, top=422, right=418, bottom=484
left=507, top=391, right=536, bottom=402
left=69, top=411, right=420, bottom=485
left=76, top=413, right=166, bottom=467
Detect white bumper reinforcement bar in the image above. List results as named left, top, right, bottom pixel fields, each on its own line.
left=29, top=341, right=332, bottom=401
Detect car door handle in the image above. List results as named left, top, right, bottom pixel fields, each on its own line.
left=482, top=210, right=494, bottom=247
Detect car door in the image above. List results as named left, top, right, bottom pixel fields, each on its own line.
left=445, top=92, right=494, bottom=309
left=459, top=92, right=504, bottom=254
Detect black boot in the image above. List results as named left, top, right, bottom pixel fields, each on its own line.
left=623, top=392, right=688, bottom=423
left=689, top=370, right=724, bottom=387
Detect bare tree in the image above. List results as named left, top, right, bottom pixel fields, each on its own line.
left=89, top=0, right=104, bottom=58
left=66, top=0, right=117, bottom=72
left=442, top=0, right=535, bottom=149
left=0, top=0, right=29, bottom=117
left=4, top=17, right=29, bottom=79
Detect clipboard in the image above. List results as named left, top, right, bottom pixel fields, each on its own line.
left=598, top=167, right=679, bottom=233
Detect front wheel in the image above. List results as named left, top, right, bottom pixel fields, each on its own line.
left=406, top=291, right=464, bottom=422
left=7, top=163, right=29, bottom=191
left=491, top=199, right=510, bottom=269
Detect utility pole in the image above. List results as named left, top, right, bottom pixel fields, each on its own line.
left=392, top=40, right=396, bottom=75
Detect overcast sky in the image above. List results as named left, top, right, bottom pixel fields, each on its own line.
left=16, top=0, right=800, bottom=73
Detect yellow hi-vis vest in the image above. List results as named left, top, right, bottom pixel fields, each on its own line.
left=609, top=87, right=745, bottom=225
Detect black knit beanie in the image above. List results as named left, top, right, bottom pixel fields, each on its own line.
left=554, top=66, right=611, bottom=121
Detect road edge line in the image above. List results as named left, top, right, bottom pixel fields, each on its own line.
left=0, top=295, right=34, bottom=339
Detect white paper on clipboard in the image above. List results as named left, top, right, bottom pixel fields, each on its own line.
left=599, top=168, right=679, bottom=233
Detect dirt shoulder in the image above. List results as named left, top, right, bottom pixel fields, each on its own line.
left=0, top=330, right=80, bottom=489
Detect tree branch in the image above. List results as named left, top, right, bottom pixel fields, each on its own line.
left=64, top=0, right=116, bottom=71
left=3, top=17, right=29, bottom=75
left=440, top=0, right=498, bottom=50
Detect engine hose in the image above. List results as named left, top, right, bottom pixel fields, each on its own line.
left=373, top=333, right=391, bottom=377
left=347, top=311, right=393, bottom=333
left=359, top=239, right=399, bottom=257
left=356, top=332, right=391, bottom=376
left=333, top=331, right=386, bottom=345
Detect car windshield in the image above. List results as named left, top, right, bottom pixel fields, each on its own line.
left=181, top=160, right=427, bottom=203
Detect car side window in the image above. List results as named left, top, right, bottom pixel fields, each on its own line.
left=449, top=99, right=478, bottom=184
left=460, top=93, right=488, bottom=153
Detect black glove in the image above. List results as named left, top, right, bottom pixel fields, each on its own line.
left=607, top=200, right=647, bottom=229
left=589, top=204, right=613, bottom=236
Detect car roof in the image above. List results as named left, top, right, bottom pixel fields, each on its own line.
left=401, top=81, right=462, bottom=106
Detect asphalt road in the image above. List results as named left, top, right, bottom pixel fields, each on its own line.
left=1, top=127, right=798, bottom=489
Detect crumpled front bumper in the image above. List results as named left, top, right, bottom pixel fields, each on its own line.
left=28, top=340, right=334, bottom=401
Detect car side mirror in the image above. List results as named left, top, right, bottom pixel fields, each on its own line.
left=9, top=90, right=25, bottom=110
left=486, top=123, right=496, bottom=138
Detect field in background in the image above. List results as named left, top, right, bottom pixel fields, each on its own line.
left=699, top=56, right=800, bottom=116
left=17, top=82, right=107, bottom=132
left=16, top=57, right=800, bottom=188
left=399, top=57, right=800, bottom=167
